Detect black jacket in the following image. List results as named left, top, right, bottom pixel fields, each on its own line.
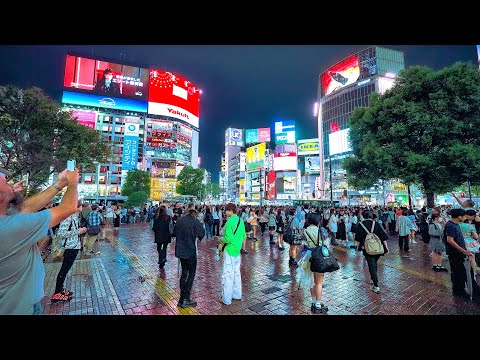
left=152, top=215, right=172, bottom=244
left=355, top=220, right=389, bottom=256
left=173, top=215, right=205, bottom=259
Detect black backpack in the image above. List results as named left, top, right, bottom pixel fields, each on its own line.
left=284, top=217, right=294, bottom=244
left=205, top=212, right=213, bottom=225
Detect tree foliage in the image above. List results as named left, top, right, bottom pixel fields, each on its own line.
left=211, top=183, right=221, bottom=198
left=121, top=169, right=150, bottom=197
left=0, top=86, right=111, bottom=190
left=176, top=166, right=205, bottom=197
left=343, top=62, right=480, bottom=207
left=124, top=191, right=148, bottom=207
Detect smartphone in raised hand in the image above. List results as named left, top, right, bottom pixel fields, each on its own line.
left=67, top=160, right=76, bottom=172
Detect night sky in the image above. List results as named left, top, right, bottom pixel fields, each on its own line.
left=0, top=45, right=477, bottom=181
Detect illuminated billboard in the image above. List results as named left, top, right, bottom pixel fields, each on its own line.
left=246, top=143, right=266, bottom=171
left=62, top=91, right=148, bottom=112
left=273, top=152, right=297, bottom=171
left=64, top=55, right=149, bottom=101
left=274, top=121, right=296, bottom=144
left=321, top=55, right=360, bottom=97
left=329, top=128, right=352, bottom=156
left=297, top=138, right=319, bottom=156
left=304, top=156, right=321, bottom=174
left=122, top=118, right=140, bottom=171
left=267, top=171, right=276, bottom=199
left=225, top=128, right=244, bottom=147
left=148, top=70, right=200, bottom=129
left=245, top=128, right=271, bottom=144
left=477, top=45, right=480, bottom=67
left=70, top=110, right=97, bottom=129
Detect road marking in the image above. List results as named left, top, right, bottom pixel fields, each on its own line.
left=107, top=232, right=199, bottom=315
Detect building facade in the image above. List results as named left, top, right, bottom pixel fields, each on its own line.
left=317, top=46, right=420, bottom=205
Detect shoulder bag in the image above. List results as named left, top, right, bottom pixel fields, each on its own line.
left=52, top=218, right=75, bottom=260
left=307, top=226, right=340, bottom=273
left=216, top=218, right=241, bottom=261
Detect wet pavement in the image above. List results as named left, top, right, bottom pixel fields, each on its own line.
left=40, top=223, right=480, bottom=315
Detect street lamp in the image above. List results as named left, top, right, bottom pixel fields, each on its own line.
left=94, top=161, right=100, bottom=203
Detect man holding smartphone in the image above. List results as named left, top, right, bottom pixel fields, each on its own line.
left=0, top=166, right=80, bottom=314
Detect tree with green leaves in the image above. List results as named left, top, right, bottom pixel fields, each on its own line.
left=211, top=183, right=221, bottom=198
left=0, top=85, right=111, bottom=191
left=121, top=169, right=151, bottom=197
left=124, top=191, right=149, bottom=207
left=343, top=62, right=480, bottom=208
left=176, top=166, right=205, bottom=197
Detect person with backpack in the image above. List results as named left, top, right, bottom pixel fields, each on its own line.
left=287, top=207, right=304, bottom=267
left=355, top=210, right=389, bottom=294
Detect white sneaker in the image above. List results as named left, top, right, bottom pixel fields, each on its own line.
left=370, top=285, right=380, bottom=293
left=411, top=240, right=417, bottom=244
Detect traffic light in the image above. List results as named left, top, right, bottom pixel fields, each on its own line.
left=344, top=173, right=347, bottom=180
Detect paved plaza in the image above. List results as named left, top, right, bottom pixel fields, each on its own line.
left=39, top=223, right=480, bottom=315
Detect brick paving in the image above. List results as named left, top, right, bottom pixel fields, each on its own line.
left=40, top=223, right=480, bottom=315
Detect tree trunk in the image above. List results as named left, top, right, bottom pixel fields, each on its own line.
left=426, top=192, right=435, bottom=208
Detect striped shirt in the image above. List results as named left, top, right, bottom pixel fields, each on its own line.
left=57, top=213, right=81, bottom=250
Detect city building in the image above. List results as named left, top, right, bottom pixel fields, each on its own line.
left=316, top=46, right=420, bottom=206
left=61, top=54, right=201, bottom=203
left=224, top=128, right=244, bottom=202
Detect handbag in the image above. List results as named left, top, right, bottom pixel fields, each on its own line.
left=307, top=226, right=340, bottom=273
left=87, top=225, right=101, bottom=235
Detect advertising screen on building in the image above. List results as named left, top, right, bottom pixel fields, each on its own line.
left=477, top=45, right=480, bottom=67
left=245, top=129, right=258, bottom=144
left=304, top=156, right=321, bottom=174
left=70, top=110, right=97, bottom=129
left=329, top=128, right=352, bottom=156
left=274, top=121, right=296, bottom=144
left=297, top=138, right=319, bottom=156
left=122, top=118, right=140, bottom=171
left=225, top=128, right=244, bottom=146
left=321, top=55, right=360, bottom=97
left=62, top=91, right=148, bottom=113
left=246, top=143, right=266, bottom=171
left=273, top=152, right=297, bottom=171
left=246, top=128, right=271, bottom=144
left=284, top=176, right=296, bottom=193
left=267, top=171, right=276, bottom=199
left=64, top=55, right=149, bottom=101
left=148, top=70, right=200, bottom=129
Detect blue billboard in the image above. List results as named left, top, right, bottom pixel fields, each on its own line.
left=274, top=120, right=296, bottom=144
left=122, top=120, right=140, bottom=171
left=62, top=91, right=148, bottom=113
left=245, top=129, right=258, bottom=144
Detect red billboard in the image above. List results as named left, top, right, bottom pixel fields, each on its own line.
left=148, top=70, right=200, bottom=129
left=267, top=171, right=276, bottom=199
left=321, top=55, right=360, bottom=97
left=63, top=55, right=149, bottom=101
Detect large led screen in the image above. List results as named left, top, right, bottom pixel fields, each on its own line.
left=273, top=152, right=297, bottom=171
left=304, top=156, right=321, bottom=174
left=64, top=55, right=149, bottom=100
left=246, top=128, right=271, bottom=144
left=148, top=70, right=200, bottom=129
left=329, top=128, right=352, bottom=156
left=62, top=91, right=148, bottom=112
left=321, top=55, right=360, bottom=97
left=274, top=121, right=296, bottom=144
left=246, top=143, right=266, bottom=171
